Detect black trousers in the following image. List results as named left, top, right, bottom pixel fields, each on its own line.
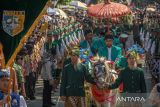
left=43, top=80, right=53, bottom=107
left=25, top=72, right=36, bottom=99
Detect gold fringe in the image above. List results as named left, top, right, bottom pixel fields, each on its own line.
left=6, top=0, right=52, bottom=67
left=0, top=42, right=5, bottom=68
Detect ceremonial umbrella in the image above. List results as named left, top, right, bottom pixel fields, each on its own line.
left=47, top=8, right=68, bottom=19
left=87, top=0, right=131, bottom=18
left=146, top=7, right=156, bottom=12
left=87, top=0, right=131, bottom=34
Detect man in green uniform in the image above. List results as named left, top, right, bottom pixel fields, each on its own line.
left=60, top=47, right=97, bottom=107
left=80, top=29, right=93, bottom=49
left=105, top=51, right=146, bottom=92
left=98, top=34, right=122, bottom=62
left=104, top=51, right=146, bottom=107
left=41, top=32, right=56, bottom=107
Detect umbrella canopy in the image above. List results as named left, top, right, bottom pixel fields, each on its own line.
left=87, top=0, right=131, bottom=18
left=70, top=0, right=87, bottom=9
left=47, top=7, right=55, bottom=15
left=47, top=7, right=68, bottom=18
left=146, top=7, right=156, bottom=12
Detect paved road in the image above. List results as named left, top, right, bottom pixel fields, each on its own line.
left=27, top=78, right=64, bottom=107
left=27, top=65, right=153, bottom=107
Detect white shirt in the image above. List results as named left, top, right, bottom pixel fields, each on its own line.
left=108, top=48, right=111, bottom=61
left=125, top=34, right=134, bottom=50
left=20, top=96, right=27, bottom=107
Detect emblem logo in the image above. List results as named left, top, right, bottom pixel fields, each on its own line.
left=2, top=10, right=25, bottom=36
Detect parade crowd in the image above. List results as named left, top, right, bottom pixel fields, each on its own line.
left=0, top=1, right=160, bottom=107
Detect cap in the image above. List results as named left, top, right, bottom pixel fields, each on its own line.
left=120, top=33, right=128, bottom=38
left=126, top=51, right=137, bottom=59
left=0, top=69, right=10, bottom=79
left=70, top=46, right=80, bottom=56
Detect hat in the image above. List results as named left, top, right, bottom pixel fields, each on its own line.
left=70, top=46, right=80, bottom=56
left=120, top=33, right=128, bottom=38
left=126, top=51, right=137, bottom=59
left=0, top=69, right=10, bottom=79
left=105, top=34, right=114, bottom=40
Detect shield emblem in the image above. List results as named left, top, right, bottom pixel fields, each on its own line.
left=2, top=10, right=25, bottom=36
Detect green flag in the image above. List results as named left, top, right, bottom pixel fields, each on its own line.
left=0, top=0, right=49, bottom=66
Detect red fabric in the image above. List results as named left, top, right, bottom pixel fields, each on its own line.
left=118, top=83, right=123, bottom=92
left=107, top=61, right=115, bottom=65
left=91, top=85, right=111, bottom=103
left=120, top=37, right=127, bottom=43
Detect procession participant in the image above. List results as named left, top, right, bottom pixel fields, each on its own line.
left=113, top=35, right=121, bottom=47
left=13, top=56, right=26, bottom=98
left=41, top=31, right=55, bottom=107
left=80, top=29, right=93, bottom=49
left=0, top=69, right=27, bottom=107
left=125, top=31, right=134, bottom=50
left=60, top=46, right=97, bottom=107
left=23, top=47, right=31, bottom=100
left=50, top=47, right=61, bottom=92
left=0, top=42, right=18, bottom=94
left=133, top=19, right=141, bottom=46
left=105, top=51, right=146, bottom=92
left=29, top=54, right=37, bottom=100
left=98, top=34, right=122, bottom=61
left=9, top=63, right=19, bottom=94
left=91, top=24, right=106, bottom=56
left=104, top=51, right=146, bottom=107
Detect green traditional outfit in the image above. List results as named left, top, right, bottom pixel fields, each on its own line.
left=80, top=40, right=89, bottom=49
left=108, top=67, right=146, bottom=107
left=91, top=37, right=105, bottom=55
left=115, top=56, right=128, bottom=70
left=113, top=37, right=120, bottom=47
left=108, top=67, right=146, bottom=93
left=60, top=62, right=96, bottom=107
left=98, top=44, right=122, bottom=62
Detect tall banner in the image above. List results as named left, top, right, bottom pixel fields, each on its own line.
left=0, top=0, right=49, bottom=66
